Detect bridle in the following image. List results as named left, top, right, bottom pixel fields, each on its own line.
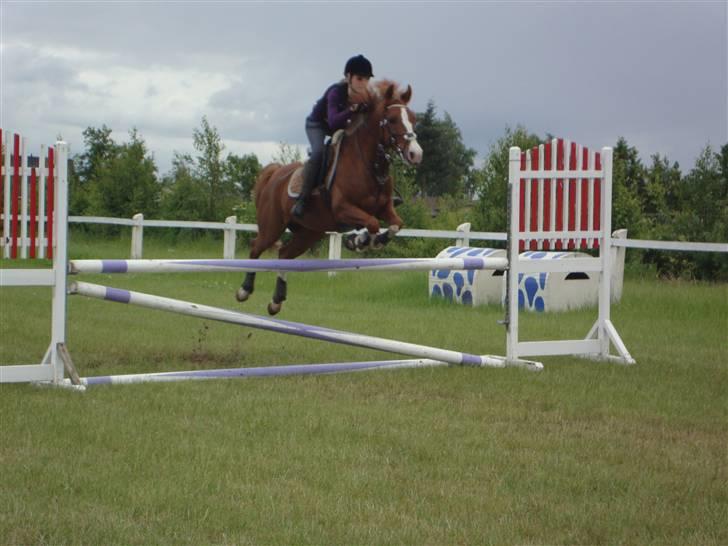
left=351, top=101, right=418, bottom=187
left=379, top=104, right=418, bottom=160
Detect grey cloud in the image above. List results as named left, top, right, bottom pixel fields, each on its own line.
left=2, top=1, right=725, bottom=174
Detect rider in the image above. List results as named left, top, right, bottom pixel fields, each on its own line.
left=291, top=54, right=374, bottom=218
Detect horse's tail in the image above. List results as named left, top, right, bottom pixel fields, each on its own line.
left=253, top=163, right=283, bottom=205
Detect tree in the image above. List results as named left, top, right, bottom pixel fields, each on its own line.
left=159, top=152, right=207, bottom=220
left=271, top=141, right=303, bottom=165
left=669, top=144, right=728, bottom=279
left=87, top=129, right=159, bottom=218
left=472, top=125, right=541, bottom=232
left=70, top=125, right=115, bottom=215
left=611, top=138, right=647, bottom=238
left=414, top=101, right=476, bottom=197
left=193, top=116, right=236, bottom=220
left=224, top=152, right=261, bottom=201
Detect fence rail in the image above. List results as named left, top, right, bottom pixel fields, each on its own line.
left=1, top=213, right=726, bottom=261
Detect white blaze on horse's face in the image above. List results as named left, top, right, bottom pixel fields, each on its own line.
left=391, top=105, right=423, bottom=165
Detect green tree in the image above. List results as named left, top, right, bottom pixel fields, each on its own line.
left=669, top=144, right=728, bottom=279
left=159, top=152, right=207, bottom=220
left=70, top=125, right=115, bottom=215
left=87, top=129, right=159, bottom=218
left=193, top=116, right=237, bottom=220
left=611, top=138, right=647, bottom=237
left=224, top=152, right=261, bottom=201
left=472, top=125, right=541, bottom=232
left=414, top=101, right=476, bottom=197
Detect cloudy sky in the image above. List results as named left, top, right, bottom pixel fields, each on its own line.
left=2, top=1, right=726, bottom=176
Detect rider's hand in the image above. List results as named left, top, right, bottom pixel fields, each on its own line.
left=350, top=103, right=368, bottom=113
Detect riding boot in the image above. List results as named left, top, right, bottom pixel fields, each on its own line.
left=291, top=160, right=319, bottom=217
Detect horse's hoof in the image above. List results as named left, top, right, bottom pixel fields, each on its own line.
left=235, top=288, right=251, bottom=302
left=267, top=302, right=282, bottom=315
left=344, top=234, right=357, bottom=252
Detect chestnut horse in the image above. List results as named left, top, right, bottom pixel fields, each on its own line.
left=236, top=80, right=423, bottom=315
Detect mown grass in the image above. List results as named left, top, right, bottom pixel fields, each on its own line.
left=1, top=233, right=726, bottom=545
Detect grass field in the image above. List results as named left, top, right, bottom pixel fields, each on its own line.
left=1, top=233, right=726, bottom=545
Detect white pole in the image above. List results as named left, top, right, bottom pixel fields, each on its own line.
left=506, top=147, right=522, bottom=362
left=327, top=232, right=343, bottom=278
left=50, top=141, right=69, bottom=383
left=599, top=147, right=614, bottom=359
left=455, top=222, right=471, bottom=247
left=131, top=213, right=144, bottom=259
left=224, top=215, right=237, bottom=259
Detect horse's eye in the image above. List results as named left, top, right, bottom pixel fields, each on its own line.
left=387, top=117, right=398, bottom=124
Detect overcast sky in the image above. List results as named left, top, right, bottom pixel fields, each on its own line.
left=2, top=1, right=726, bottom=176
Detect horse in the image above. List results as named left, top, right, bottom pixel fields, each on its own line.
left=235, top=80, right=423, bottom=315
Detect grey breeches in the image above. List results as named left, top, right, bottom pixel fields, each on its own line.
left=305, top=121, right=326, bottom=165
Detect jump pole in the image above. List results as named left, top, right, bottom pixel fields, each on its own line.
left=62, top=359, right=448, bottom=387
left=69, top=257, right=509, bottom=275
left=69, top=281, right=544, bottom=372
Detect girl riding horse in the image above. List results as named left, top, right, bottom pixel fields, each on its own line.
left=292, top=54, right=375, bottom=217
left=237, top=70, right=423, bottom=315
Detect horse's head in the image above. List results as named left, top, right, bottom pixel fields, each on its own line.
left=374, top=82, right=423, bottom=166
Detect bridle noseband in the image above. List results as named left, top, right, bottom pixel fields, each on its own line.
left=379, top=104, right=417, bottom=158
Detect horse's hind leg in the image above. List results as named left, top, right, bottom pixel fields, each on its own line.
left=267, top=229, right=324, bottom=315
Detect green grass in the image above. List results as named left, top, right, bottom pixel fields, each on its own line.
left=1, top=235, right=726, bottom=545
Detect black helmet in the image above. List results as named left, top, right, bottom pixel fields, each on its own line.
left=344, top=54, right=374, bottom=78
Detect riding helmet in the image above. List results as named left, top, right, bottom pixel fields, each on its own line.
left=344, top=54, right=374, bottom=78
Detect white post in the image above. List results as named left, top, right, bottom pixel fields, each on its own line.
left=131, top=213, right=144, bottom=259
left=327, top=232, right=342, bottom=278
left=598, top=147, right=614, bottom=359
left=49, top=141, right=69, bottom=383
left=20, top=137, right=28, bottom=259
left=611, top=228, right=627, bottom=302
left=455, top=222, right=471, bottom=247
left=506, top=147, right=522, bottom=362
left=224, top=215, right=237, bottom=259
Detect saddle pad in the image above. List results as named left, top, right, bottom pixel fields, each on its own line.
left=287, top=166, right=307, bottom=198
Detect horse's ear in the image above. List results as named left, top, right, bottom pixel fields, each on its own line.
left=385, top=84, right=395, bottom=100
left=401, top=85, right=412, bottom=104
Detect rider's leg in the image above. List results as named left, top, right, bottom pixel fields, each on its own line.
left=292, top=122, right=326, bottom=218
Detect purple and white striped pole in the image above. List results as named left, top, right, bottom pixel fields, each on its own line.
left=69, top=281, right=542, bottom=371
left=69, top=257, right=509, bottom=275
left=63, top=359, right=448, bottom=387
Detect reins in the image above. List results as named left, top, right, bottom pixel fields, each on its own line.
left=351, top=102, right=417, bottom=188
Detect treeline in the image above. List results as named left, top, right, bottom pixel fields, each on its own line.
left=67, top=107, right=726, bottom=280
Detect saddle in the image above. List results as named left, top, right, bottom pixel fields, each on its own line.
left=287, top=129, right=347, bottom=199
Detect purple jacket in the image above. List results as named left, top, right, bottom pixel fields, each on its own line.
left=307, top=82, right=352, bottom=134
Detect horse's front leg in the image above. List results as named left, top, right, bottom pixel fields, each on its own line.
left=335, top=205, right=381, bottom=252
left=372, top=201, right=404, bottom=249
